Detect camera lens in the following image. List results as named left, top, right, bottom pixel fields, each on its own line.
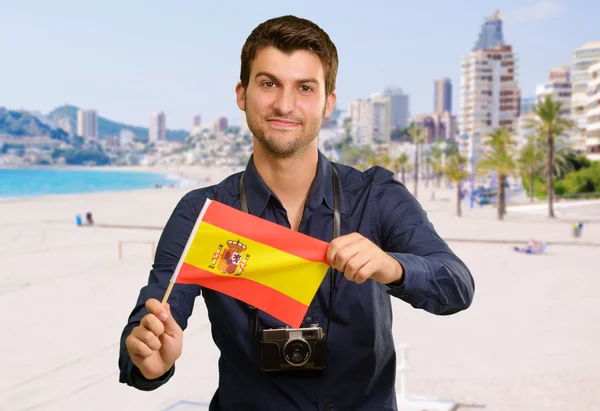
left=283, top=338, right=311, bottom=367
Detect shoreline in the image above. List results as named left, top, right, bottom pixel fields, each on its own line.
left=0, top=164, right=241, bottom=202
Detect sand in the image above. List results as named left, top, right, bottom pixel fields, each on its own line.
left=0, top=169, right=598, bottom=411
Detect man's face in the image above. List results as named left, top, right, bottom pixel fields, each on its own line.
left=236, top=46, right=336, bottom=159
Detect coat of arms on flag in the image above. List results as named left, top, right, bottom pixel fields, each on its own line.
left=209, top=240, right=250, bottom=276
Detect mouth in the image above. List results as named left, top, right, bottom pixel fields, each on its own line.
left=267, top=118, right=301, bottom=128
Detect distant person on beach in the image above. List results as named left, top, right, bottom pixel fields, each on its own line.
left=118, top=15, right=475, bottom=411
left=85, top=212, right=94, bottom=225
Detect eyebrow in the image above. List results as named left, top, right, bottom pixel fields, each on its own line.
left=254, top=71, right=320, bottom=86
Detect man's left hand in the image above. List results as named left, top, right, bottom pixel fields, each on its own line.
left=326, top=233, right=404, bottom=285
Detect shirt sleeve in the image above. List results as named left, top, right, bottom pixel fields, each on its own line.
left=374, top=172, right=475, bottom=315
left=118, top=196, right=203, bottom=390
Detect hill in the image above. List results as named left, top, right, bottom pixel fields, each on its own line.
left=47, top=105, right=189, bottom=141
left=0, top=108, right=69, bottom=142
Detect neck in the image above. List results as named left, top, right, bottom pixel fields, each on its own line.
left=252, top=142, right=319, bottom=206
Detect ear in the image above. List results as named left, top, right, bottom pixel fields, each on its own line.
left=324, top=91, right=337, bottom=118
left=235, top=82, right=246, bottom=111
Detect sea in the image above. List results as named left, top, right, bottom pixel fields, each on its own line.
left=0, top=168, right=183, bottom=198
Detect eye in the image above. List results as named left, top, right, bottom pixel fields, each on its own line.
left=263, top=81, right=276, bottom=88
left=299, top=85, right=313, bottom=92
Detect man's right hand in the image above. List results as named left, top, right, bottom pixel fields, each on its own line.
left=125, top=298, right=183, bottom=380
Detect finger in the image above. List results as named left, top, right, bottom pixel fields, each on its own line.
left=343, top=253, right=370, bottom=283
left=353, top=260, right=377, bottom=285
left=327, top=233, right=364, bottom=267
left=137, top=329, right=162, bottom=351
left=331, top=243, right=361, bottom=272
left=327, top=233, right=359, bottom=259
left=127, top=334, right=154, bottom=358
left=141, top=313, right=165, bottom=337
left=145, top=298, right=168, bottom=322
left=145, top=299, right=181, bottom=335
left=162, top=303, right=181, bottom=335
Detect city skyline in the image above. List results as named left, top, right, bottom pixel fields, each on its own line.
left=1, top=1, right=598, bottom=129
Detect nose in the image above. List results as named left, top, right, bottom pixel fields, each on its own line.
left=272, top=87, right=296, bottom=115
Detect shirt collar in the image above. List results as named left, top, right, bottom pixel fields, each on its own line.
left=241, top=150, right=344, bottom=216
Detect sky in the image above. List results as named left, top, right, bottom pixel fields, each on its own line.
left=1, top=0, right=599, bottom=130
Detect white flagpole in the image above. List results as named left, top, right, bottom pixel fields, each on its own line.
left=161, top=198, right=213, bottom=305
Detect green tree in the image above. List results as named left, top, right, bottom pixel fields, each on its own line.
left=395, top=152, right=410, bottom=183
left=518, top=136, right=544, bottom=203
left=430, top=146, right=444, bottom=188
left=477, top=127, right=518, bottom=220
left=444, top=152, right=469, bottom=217
left=525, top=95, right=576, bottom=218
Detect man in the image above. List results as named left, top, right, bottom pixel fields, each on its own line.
left=119, top=15, right=474, bottom=410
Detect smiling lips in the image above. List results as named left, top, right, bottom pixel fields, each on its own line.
left=267, top=118, right=301, bottom=128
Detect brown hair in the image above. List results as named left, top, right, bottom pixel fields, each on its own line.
left=240, top=15, right=338, bottom=96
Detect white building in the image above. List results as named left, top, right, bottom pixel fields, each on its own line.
left=459, top=44, right=520, bottom=171
left=535, top=65, right=572, bottom=114
left=149, top=112, right=166, bottom=142
left=348, top=93, right=391, bottom=146
left=514, top=65, right=573, bottom=150
left=586, top=61, right=600, bottom=160
left=571, top=41, right=600, bottom=154
left=76, top=109, right=98, bottom=140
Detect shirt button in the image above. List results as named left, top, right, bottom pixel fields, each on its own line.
left=305, top=317, right=312, bottom=324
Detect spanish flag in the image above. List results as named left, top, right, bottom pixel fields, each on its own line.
left=164, top=199, right=331, bottom=328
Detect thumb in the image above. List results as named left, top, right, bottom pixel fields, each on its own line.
left=161, top=302, right=181, bottom=335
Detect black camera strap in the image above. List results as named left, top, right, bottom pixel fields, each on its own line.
left=239, top=164, right=341, bottom=343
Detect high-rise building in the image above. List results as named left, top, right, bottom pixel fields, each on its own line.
left=572, top=41, right=600, bottom=154
left=370, top=93, right=392, bottom=144
left=585, top=62, right=600, bottom=160
left=516, top=97, right=537, bottom=149
left=215, top=117, right=229, bottom=133
left=460, top=12, right=519, bottom=171
left=434, top=78, right=452, bottom=113
left=348, top=94, right=391, bottom=146
left=536, top=65, right=572, bottom=115
left=192, top=115, right=201, bottom=128
left=473, top=10, right=505, bottom=51
left=382, top=86, right=409, bottom=129
left=149, top=112, right=166, bottom=142
left=76, top=109, right=98, bottom=140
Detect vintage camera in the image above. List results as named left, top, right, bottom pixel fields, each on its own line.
left=260, top=324, right=327, bottom=372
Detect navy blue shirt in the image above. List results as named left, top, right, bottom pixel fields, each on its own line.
left=119, top=152, right=474, bottom=410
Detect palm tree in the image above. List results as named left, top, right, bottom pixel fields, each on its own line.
left=444, top=152, right=469, bottom=217
left=518, top=136, right=544, bottom=203
left=379, top=153, right=393, bottom=170
left=404, top=163, right=414, bottom=183
left=395, top=152, right=410, bottom=183
left=407, top=126, right=425, bottom=198
left=423, top=151, right=433, bottom=188
left=525, top=95, right=576, bottom=218
left=430, top=146, right=444, bottom=188
left=477, top=127, right=518, bottom=220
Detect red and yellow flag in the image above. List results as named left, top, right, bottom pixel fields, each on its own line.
left=167, top=199, right=331, bottom=328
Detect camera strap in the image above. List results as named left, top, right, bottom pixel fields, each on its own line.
left=239, top=164, right=341, bottom=342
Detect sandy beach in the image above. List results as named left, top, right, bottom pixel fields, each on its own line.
left=0, top=167, right=598, bottom=411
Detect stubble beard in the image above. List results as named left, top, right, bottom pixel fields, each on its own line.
left=245, top=96, right=326, bottom=160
